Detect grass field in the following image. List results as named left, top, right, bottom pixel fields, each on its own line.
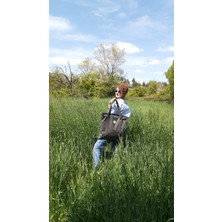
left=49, top=97, right=174, bottom=222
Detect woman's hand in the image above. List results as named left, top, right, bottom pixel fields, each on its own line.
left=109, top=97, right=116, bottom=104
left=108, top=97, right=116, bottom=109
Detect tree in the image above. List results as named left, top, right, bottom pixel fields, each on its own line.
left=49, top=71, right=70, bottom=97
left=54, top=61, right=78, bottom=96
left=94, top=43, right=126, bottom=77
left=131, top=77, right=140, bottom=87
left=147, top=81, right=158, bottom=95
left=79, top=73, right=99, bottom=98
left=93, top=74, right=122, bottom=98
left=78, top=57, right=96, bottom=75
left=165, top=60, right=174, bottom=103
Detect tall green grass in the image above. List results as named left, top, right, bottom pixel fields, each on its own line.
left=49, top=97, right=174, bottom=222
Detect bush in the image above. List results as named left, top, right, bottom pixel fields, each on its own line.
left=128, top=87, right=146, bottom=97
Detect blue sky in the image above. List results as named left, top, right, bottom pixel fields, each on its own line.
left=49, top=0, right=174, bottom=83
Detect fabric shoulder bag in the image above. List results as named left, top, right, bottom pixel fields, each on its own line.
left=98, top=100, right=128, bottom=140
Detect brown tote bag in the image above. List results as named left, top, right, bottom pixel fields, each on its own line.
left=98, top=100, right=128, bottom=140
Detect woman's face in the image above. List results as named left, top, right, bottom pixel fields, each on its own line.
left=115, top=88, right=123, bottom=99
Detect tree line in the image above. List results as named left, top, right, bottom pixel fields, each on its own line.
left=49, top=43, right=174, bottom=103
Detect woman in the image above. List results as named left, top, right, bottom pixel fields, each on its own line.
left=93, top=82, right=131, bottom=169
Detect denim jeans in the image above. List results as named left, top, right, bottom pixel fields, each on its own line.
left=93, top=139, right=118, bottom=169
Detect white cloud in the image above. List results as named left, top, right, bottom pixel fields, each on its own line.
left=125, top=56, right=148, bottom=67
left=163, top=57, right=174, bottom=65
left=127, top=15, right=162, bottom=31
left=92, top=5, right=120, bottom=17
left=128, top=16, right=153, bottom=29
left=134, top=69, right=144, bottom=74
left=60, top=33, right=97, bottom=43
left=116, top=41, right=143, bottom=54
left=148, top=59, right=160, bottom=65
left=93, top=42, right=143, bottom=54
left=125, top=56, right=160, bottom=67
left=49, top=47, right=93, bottom=68
left=91, top=1, right=121, bottom=17
left=121, top=15, right=165, bottom=38
left=49, top=15, right=97, bottom=43
left=49, top=15, right=72, bottom=32
left=117, top=12, right=127, bottom=18
left=157, top=45, right=174, bottom=52
left=126, top=0, right=139, bottom=8
left=125, top=56, right=160, bottom=69
left=49, top=56, right=83, bottom=67
left=49, top=56, right=70, bottom=65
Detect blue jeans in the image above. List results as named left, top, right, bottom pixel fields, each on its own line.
left=93, top=139, right=118, bottom=169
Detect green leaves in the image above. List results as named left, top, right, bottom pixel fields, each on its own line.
left=165, top=60, right=174, bottom=102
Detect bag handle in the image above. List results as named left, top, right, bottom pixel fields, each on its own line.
left=108, top=99, right=121, bottom=116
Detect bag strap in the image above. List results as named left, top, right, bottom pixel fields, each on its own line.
left=108, top=99, right=122, bottom=116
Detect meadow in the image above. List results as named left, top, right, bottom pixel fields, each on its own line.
left=49, top=97, right=174, bottom=222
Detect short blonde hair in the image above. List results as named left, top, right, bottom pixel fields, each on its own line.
left=117, top=82, right=129, bottom=97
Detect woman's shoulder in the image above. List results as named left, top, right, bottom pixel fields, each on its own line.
left=116, top=98, right=125, bottom=105
left=116, top=99, right=129, bottom=108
